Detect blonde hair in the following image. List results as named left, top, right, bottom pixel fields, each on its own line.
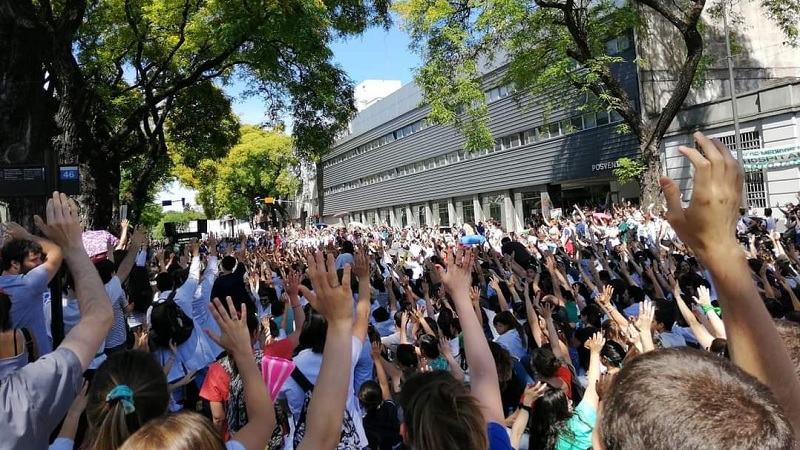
left=400, top=371, right=488, bottom=450
left=119, top=411, right=225, bottom=450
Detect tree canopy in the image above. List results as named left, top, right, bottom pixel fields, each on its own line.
left=175, top=125, right=299, bottom=219
left=395, top=0, right=800, bottom=204
left=1, top=0, right=390, bottom=228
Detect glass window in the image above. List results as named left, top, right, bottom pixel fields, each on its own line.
left=596, top=110, right=610, bottom=125
left=411, top=121, right=422, bottom=133
left=462, top=201, right=475, bottom=223
left=498, top=86, right=508, bottom=98
left=502, top=137, right=511, bottom=149
left=438, top=155, right=448, bottom=166
left=618, top=34, right=631, bottom=51
left=561, top=120, right=572, bottom=134
left=495, top=140, right=502, bottom=152
left=538, top=126, right=550, bottom=140
left=448, top=152, right=458, bottom=163
left=605, top=38, right=618, bottom=55
left=571, top=116, right=584, bottom=131
left=438, top=203, right=450, bottom=226
left=510, top=133, right=521, bottom=147
left=611, top=110, right=623, bottom=122
left=416, top=161, right=425, bottom=171
left=549, top=122, right=561, bottom=137
left=584, top=112, right=597, bottom=128
left=524, top=130, right=536, bottom=144
left=417, top=206, right=427, bottom=227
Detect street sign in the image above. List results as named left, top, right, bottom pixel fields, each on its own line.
left=0, top=166, right=47, bottom=197
left=58, top=165, right=80, bottom=195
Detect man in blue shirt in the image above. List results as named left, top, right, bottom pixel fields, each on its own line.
left=0, top=222, right=64, bottom=355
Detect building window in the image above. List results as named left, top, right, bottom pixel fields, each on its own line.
left=596, top=110, right=610, bottom=125
left=745, top=171, right=768, bottom=208
left=438, top=202, right=450, bottom=226
left=524, top=130, right=536, bottom=145
left=486, top=195, right=504, bottom=221
left=521, top=192, right=541, bottom=224
left=462, top=201, right=475, bottom=223
left=417, top=205, right=427, bottom=227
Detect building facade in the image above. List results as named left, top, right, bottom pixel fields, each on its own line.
left=664, top=80, right=800, bottom=212
left=316, top=2, right=800, bottom=230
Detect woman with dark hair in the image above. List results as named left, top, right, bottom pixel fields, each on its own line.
left=126, top=265, right=154, bottom=333
left=511, top=333, right=605, bottom=450
left=0, top=290, right=38, bottom=377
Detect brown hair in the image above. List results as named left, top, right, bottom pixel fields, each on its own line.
left=600, top=348, right=793, bottom=450
left=119, top=411, right=225, bottom=450
left=87, top=351, right=170, bottom=450
left=774, top=319, right=800, bottom=378
left=399, top=371, right=488, bottom=450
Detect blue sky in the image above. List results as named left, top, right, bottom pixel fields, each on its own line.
left=157, top=23, right=421, bottom=208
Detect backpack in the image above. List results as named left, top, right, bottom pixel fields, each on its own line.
left=150, top=290, right=194, bottom=347
left=290, top=368, right=363, bottom=449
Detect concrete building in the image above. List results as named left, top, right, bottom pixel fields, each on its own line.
left=316, top=3, right=800, bottom=230
left=664, top=80, right=800, bottom=211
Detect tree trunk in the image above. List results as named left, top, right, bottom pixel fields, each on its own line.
left=0, top=5, right=57, bottom=229
left=639, top=139, right=663, bottom=207
left=79, top=154, right=120, bottom=230
left=314, top=160, right=325, bottom=220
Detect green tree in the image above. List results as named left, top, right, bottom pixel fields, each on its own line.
left=153, top=209, right=206, bottom=240
left=177, top=125, right=299, bottom=219
left=395, top=0, right=800, bottom=205
left=1, top=0, right=389, bottom=229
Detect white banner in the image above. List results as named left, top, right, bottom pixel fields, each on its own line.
left=742, top=146, right=800, bottom=171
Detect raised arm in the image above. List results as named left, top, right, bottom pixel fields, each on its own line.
left=662, top=132, right=800, bottom=439
left=35, top=192, right=112, bottom=371
left=296, top=251, right=356, bottom=450
left=693, top=285, right=726, bottom=339
left=673, top=286, right=715, bottom=350
left=436, top=246, right=505, bottom=426
left=353, top=248, right=372, bottom=343
left=206, top=298, right=274, bottom=450
left=115, top=227, right=146, bottom=283
left=5, top=222, right=63, bottom=282
left=283, top=270, right=306, bottom=349
left=580, top=332, right=605, bottom=411
left=370, top=342, right=393, bottom=401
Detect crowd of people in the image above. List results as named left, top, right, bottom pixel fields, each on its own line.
left=2, top=132, right=800, bottom=450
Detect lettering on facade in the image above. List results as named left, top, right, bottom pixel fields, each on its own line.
left=591, top=161, right=621, bottom=172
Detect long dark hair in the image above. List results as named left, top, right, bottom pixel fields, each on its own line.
left=296, top=306, right=327, bottom=354
left=528, top=388, right=573, bottom=450
left=127, top=266, right=154, bottom=314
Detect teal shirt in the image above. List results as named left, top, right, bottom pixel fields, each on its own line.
left=556, top=400, right=596, bottom=450
left=427, top=356, right=449, bottom=372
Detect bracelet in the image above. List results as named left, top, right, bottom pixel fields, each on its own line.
left=518, top=403, right=532, bottom=412
left=701, top=304, right=714, bottom=314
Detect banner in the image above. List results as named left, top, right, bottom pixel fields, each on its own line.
left=742, top=146, right=800, bottom=171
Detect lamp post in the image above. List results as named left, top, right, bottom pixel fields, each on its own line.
left=722, top=0, right=748, bottom=208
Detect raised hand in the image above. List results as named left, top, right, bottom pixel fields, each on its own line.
left=285, top=270, right=301, bottom=298
left=661, top=132, right=744, bottom=260
left=596, top=284, right=614, bottom=308
left=693, top=285, right=712, bottom=306
left=435, top=245, right=475, bottom=301
left=34, top=192, right=84, bottom=250
left=354, top=246, right=370, bottom=279
left=522, top=382, right=549, bottom=408
left=205, top=296, right=253, bottom=359
left=540, top=301, right=555, bottom=320
left=636, top=299, right=655, bottom=331
left=304, top=250, right=354, bottom=327
left=585, top=332, right=606, bottom=353
left=4, top=222, right=32, bottom=240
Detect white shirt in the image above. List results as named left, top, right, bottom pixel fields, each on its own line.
left=280, top=336, right=367, bottom=445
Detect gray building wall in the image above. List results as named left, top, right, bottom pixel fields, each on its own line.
left=322, top=48, right=641, bottom=217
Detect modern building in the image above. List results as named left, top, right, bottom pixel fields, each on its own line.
left=315, top=1, right=800, bottom=230
left=663, top=79, right=800, bottom=211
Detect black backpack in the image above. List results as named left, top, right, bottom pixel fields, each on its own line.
left=150, top=290, right=194, bottom=347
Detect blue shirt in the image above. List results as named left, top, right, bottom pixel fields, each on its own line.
left=0, top=264, right=52, bottom=355
left=488, top=422, right=513, bottom=450
left=495, top=329, right=527, bottom=360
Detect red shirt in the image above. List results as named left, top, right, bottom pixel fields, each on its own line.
left=263, top=338, right=294, bottom=360
left=200, top=362, right=230, bottom=440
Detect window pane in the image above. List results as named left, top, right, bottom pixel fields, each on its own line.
left=584, top=112, right=597, bottom=128
left=538, top=126, right=550, bottom=140
left=596, top=110, right=610, bottom=125
left=618, top=35, right=631, bottom=51
left=549, top=122, right=561, bottom=137
left=571, top=117, right=584, bottom=130
left=510, top=133, right=521, bottom=147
